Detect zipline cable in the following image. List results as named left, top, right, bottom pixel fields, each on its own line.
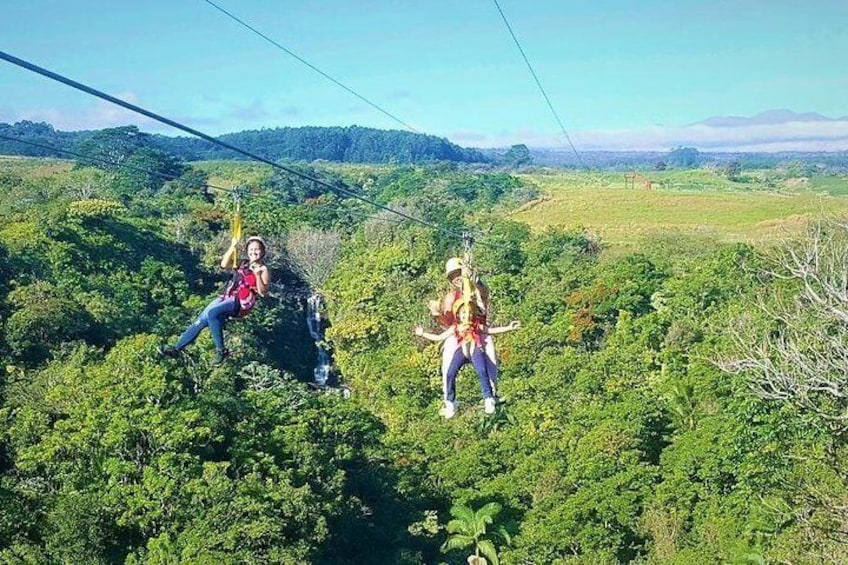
left=0, top=133, right=238, bottom=196
left=311, top=200, right=412, bottom=225
left=202, top=0, right=421, bottom=134
left=490, top=0, right=588, bottom=170
left=0, top=50, right=472, bottom=240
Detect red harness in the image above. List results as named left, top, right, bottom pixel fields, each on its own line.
left=223, top=262, right=259, bottom=318
left=450, top=289, right=488, bottom=347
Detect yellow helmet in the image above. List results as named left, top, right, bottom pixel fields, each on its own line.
left=445, top=257, right=464, bottom=279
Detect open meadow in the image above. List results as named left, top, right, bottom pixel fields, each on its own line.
left=514, top=169, right=848, bottom=249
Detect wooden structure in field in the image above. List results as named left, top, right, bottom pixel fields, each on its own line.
left=624, top=172, right=658, bottom=190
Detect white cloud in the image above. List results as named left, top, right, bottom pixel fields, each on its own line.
left=452, top=120, right=848, bottom=152
left=575, top=121, right=848, bottom=152
left=2, top=95, right=306, bottom=136
left=8, top=93, right=170, bottom=132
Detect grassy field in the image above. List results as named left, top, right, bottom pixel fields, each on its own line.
left=513, top=170, right=848, bottom=248
left=0, top=156, right=73, bottom=177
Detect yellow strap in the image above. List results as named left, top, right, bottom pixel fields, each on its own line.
left=461, top=243, right=481, bottom=319
left=232, top=201, right=243, bottom=264
left=458, top=274, right=473, bottom=328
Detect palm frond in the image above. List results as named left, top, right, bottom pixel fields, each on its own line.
left=478, top=539, right=500, bottom=565
left=495, top=525, right=512, bottom=547
left=450, top=504, right=476, bottom=524
left=477, top=502, right=502, bottom=519
left=441, top=534, right=473, bottom=553
left=446, top=518, right=470, bottom=535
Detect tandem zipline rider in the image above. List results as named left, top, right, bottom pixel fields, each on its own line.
left=416, top=234, right=521, bottom=418
left=159, top=190, right=270, bottom=365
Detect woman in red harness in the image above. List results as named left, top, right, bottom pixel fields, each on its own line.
left=416, top=289, right=521, bottom=419
left=427, top=258, right=501, bottom=414
left=160, top=236, right=270, bottom=364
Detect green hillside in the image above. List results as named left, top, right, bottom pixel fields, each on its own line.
left=0, top=121, right=488, bottom=164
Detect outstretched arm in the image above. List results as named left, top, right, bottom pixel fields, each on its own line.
left=487, top=320, right=522, bottom=335
left=414, top=325, right=453, bottom=342
left=221, top=237, right=239, bottom=270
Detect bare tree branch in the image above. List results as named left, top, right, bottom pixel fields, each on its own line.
left=720, top=219, right=848, bottom=432
left=285, top=227, right=341, bottom=291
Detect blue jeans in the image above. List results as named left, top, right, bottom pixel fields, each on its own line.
left=444, top=347, right=494, bottom=402
left=174, top=297, right=238, bottom=353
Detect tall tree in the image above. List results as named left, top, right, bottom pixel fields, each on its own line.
left=503, top=144, right=532, bottom=167
left=77, top=126, right=150, bottom=170
left=666, top=146, right=701, bottom=168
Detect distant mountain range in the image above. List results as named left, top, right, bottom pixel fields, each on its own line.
left=689, top=109, right=848, bottom=128
left=542, top=109, right=848, bottom=153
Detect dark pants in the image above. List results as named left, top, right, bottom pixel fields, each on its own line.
left=444, top=347, right=494, bottom=402
left=175, top=297, right=238, bottom=353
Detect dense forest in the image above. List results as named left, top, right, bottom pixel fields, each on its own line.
left=2, top=139, right=848, bottom=564
left=0, top=121, right=487, bottom=165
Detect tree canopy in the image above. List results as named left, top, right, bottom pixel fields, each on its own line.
left=1, top=152, right=848, bottom=563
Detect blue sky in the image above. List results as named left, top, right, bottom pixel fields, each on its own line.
left=1, top=0, right=846, bottom=150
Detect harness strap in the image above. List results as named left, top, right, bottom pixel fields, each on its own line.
left=224, top=262, right=258, bottom=318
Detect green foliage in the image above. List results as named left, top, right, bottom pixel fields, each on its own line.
left=1, top=336, right=405, bottom=563
left=4, top=281, right=93, bottom=363
left=67, top=198, right=126, bottom=221
left=205, top=125, right=487, bottom=164
left=77, top=126, right=151, bottom=170
left=3, top=155, right=848, bottom=563
left=667, top=146, right=702, bottom=168
left=111, top=147, right=185, bottom=199
left=74, top=126, right=187, bottom=203
left=502, top=144, right=532, bottom=167
left=0, top=212, right=198, bottom=360
left=442, top=502, right=510, bottom=565
left=725, top=160, right=742, bottom=180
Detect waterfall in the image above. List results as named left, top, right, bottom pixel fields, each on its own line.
left=307, top=293, right=331, bottom=386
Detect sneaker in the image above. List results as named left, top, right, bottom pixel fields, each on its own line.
left=158, top=345, right=180, bottom=358
left=484, top=397, right=497, bottom=415
left=213, top=349, right=230, bottom=366
left=439, top=400, right=457, bottom=419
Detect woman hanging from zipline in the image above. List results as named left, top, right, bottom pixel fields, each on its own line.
left=417, top=256, right=520, bottom=418
left=159, top=235, right=270, bottom=365
left=428, top=256, right=501, bottom=402
left=160, top=189, right=270, bottom=364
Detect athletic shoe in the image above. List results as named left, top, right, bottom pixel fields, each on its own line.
left=440, top=400, right=457, bottom=419
left=213, top=349, right=230, bottom=366
left=484, top=397, right=496, bottom=414
left=158, top=346, right=180, bottom=358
